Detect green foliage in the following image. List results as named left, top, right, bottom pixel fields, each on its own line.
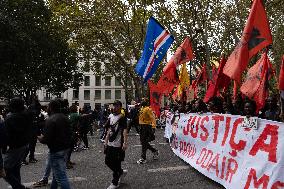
left=0, top=0, right=82, bottom=98
left=45, top=0, right=283, bottom=98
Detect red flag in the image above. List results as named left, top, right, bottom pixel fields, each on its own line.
left=204, top=57, right=230, bottom=102
left=233, top=81, right=238, bottom=101
left=163, top=37, right=194, bottom=71
left=157, top=37, right=194, bottom=95
left=240, top=53, right=268, bottom=98
left=240, top=52, right=274, bottom=110
left=192, top=63, right=208, bottom=89
left=279, top=55, right=284, bottom=90
left=254, top=59, right=274, bottom=111
left=156, top=66, right=179, bottom=96
left=148, top=81, right=162, bottom=117
left=172, top=87, right=179, bottom=101
left=223, top=0, right=272, bottom=82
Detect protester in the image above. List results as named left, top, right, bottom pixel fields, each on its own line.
left=100, top=105, right=111, bottom=142
left=137, top=99, right=159, bottom=164
left=192, top=99, right=207, bottom=113
left=263, top=96, right=280, bottom=121
left=78, top=105, right=92, bottom=149
left=67, top=104, right=80, bottom=168
left=128, top=103, right=140, bottom=134
left=38, top=99, right=72, bottom=189
left=104, top=100, right=128, bottom=189
left=32, top=157, right=51, bottom=187
left=243, top=99, right=257, bottom=117
left=207, top=96, right=223, bottom=113
left=222, top=97, right=234, bottom=114
left=23, top=96, right=42, bottom=165
left=232, top=94, right=244, bottom=115
left=3, top=97, right=32, bottom=189
left=0, top=114, right=6, bottom=178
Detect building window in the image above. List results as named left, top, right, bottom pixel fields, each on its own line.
left=84, top=90, right=90, bottom=100
left=115, top=90, right=121, bottom=99
left=84, top=76, right=90, bottom=86
left=105, top=76, right=111, bottom=86
left=105, top=90, right=111, bottom=99
left=73, top=90, right=79, bottom=100
left=115, top=77, right=121, bottom=86
left=95, top=90, right=101, bottom=100
left=126, top=79, right=132, bottom=86
left=95, top=76, right=101, bottom=86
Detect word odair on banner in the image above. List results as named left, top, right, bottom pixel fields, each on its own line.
left=164, top=113, right=284, bottom=189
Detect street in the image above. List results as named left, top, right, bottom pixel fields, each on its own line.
left=0, top=128, right=224, bottom=189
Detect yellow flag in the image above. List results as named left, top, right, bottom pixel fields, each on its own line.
left=178, top=63, right=190, bottom=96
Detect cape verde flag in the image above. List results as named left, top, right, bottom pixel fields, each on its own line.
left=135, top=17, right=174, bottom=82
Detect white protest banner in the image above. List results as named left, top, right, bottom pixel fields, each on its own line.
left=165, top=113, right=284, bottom=189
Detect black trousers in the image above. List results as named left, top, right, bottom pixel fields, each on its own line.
left=24, top=135, right=37, bottom=161
left=4, top=145, right=28, bottom=189
left=67, top=137, right=76, bottom=162
left=80, top=128, right=89, bottom=148
left=140, top=125, right=157, bottom=160
left=127, top=120, right=140, bottom=134
left=105, top=146, right=123, bottom=186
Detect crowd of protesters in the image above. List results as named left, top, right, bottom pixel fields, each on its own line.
left=167, top=93, right=284, bottom=122
left=0, top=92, right=283, bottom=189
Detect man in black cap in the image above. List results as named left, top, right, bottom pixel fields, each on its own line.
left=104, top=100, right=128, bottom=189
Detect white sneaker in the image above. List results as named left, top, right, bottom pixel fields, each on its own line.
left=153, top=151, right=159, bottom=160
left=107, top=183, right=119, bottom=189
left=137, top=158, right=147, bottom=164
left=119, top=169, right=128, bottom=184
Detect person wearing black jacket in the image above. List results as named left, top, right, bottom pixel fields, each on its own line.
left=38, top=99, right=71, bottom=189
left=3, top=97, right=32, bottom=189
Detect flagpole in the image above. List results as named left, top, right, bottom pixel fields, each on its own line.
left=189, top=62, right=192, bottom=85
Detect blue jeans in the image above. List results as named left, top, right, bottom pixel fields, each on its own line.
left=49, top=149, right=71, bottom=189
left=42, top=152, right=51, bottom=181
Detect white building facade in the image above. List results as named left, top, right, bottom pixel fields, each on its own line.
left=37, top=71, right=131, bottom=110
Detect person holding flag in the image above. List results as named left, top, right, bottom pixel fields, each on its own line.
left=137, top=99, right=159, bottom=164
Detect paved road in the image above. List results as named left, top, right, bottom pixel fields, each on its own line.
left=0, top=128, right=224, bottom=189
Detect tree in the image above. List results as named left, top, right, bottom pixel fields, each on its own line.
left=45, top=0, right=284, bottom=100
left=0, top=0, right=82, bottom=100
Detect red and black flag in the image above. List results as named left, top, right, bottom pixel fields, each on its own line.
left=223, top=0, right=272, bottom=82
left=204, top=56, right=230, bottom=103
left=240, top=52, right=274, bottom=111
left=157, top=37, right=194, bottom=95
left=192, top=63, right=208, bottom=89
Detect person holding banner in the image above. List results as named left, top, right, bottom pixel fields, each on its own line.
left=137, top=100, right=159, bottom=164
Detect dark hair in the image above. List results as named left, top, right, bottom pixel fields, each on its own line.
left=48, top=100, right=61, bottom=113
left=9, top=97, right=25, bottom=113
left=69, top=105, right=77, bottom=113
left=243, top=99, right=257, bottom=116
left=208, top=96, right=224, bottom=113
